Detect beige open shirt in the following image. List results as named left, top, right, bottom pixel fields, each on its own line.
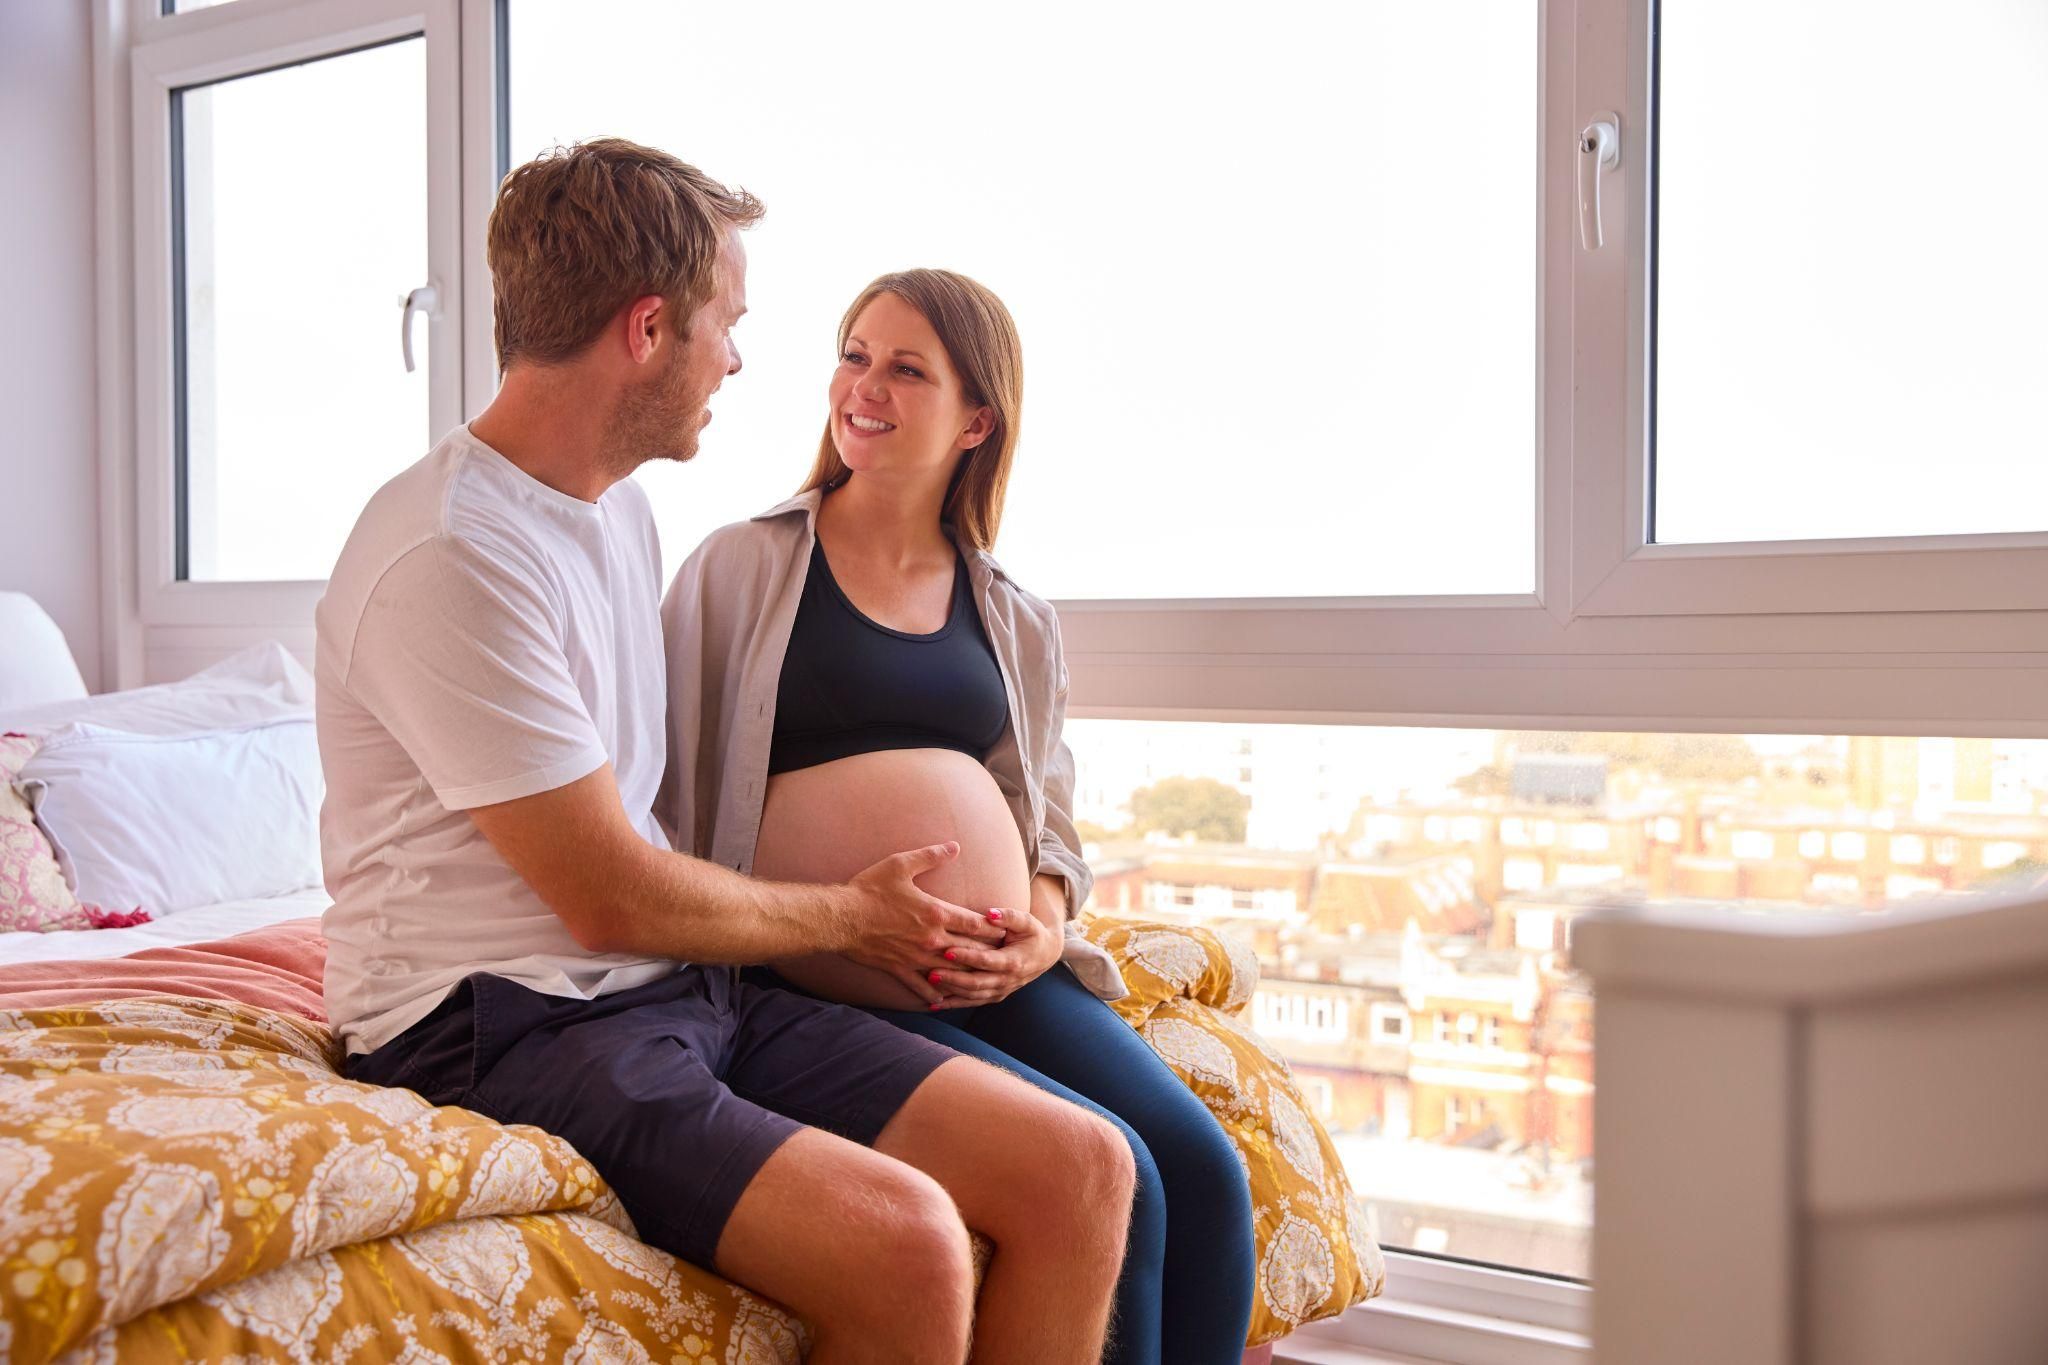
left=656, top=489, right=1126, bottom=1000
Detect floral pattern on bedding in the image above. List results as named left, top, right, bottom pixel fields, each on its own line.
left=1082, top=917, right=1388, bottom=1344
left=4, top=923, right=1380, bottom=1361
left=0, top=734, right=149, bottom=934
left=0, top=996, right=809, bottom=1364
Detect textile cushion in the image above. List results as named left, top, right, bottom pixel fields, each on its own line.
left=21, top=719, right=322, bottom=915
left=0, top=733, right=148, bottom=934
left=1086, top=917, right=1387, bottom=1344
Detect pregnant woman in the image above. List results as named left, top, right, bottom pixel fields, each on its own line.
left=660, top=269, right=1255, bottom=1363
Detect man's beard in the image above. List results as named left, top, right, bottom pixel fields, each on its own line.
left=602, top=347, right=702, bottom=475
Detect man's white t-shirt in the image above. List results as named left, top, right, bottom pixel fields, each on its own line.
left=317, top=425, right=674, bottom=1055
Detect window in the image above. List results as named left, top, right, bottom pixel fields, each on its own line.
left=126, top=0, right=469, bottom=625
left=1731, top=831, right=1773, bottom=860
left=1983, top=842, right=2028, bottom=872
left=1652, top=1, right=2048, bottom=545
left=1373, top=1004, right=1412, bottom=1043
left=1891, top=835, right=1927, bottom=865
left=1831, top=832, right=1868, bottom=862
left=173, top=40, right=430, bottom=581
left=1072, top=718, right=2048, bottom=1282
left=507, top=0, right=1538, bottom=595
left=1515, top=909, right=1558, bottom=951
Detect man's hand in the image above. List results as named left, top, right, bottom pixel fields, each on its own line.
left=839, top=842, right=1010, bottom=1005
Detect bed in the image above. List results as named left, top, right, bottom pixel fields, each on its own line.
left=0, top=598, right=1382, bottom=1361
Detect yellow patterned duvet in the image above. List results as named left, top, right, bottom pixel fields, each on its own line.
left=1082, top=919, right=1387, bottom=1345
left=0, top=998, right=808, bottom=1364
left=0, top=922, right=1380, bottom=1361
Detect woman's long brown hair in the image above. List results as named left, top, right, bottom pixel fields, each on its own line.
left=798, top=269, right=1023, bottom=551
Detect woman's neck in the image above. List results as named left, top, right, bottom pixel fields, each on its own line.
left=818, top=469, right=955, bottom=569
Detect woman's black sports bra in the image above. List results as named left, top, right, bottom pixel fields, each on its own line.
left=768, top=538, right=1011, bottom=776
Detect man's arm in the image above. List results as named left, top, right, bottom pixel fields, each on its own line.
left=466, top=765, right=1004, bottom=996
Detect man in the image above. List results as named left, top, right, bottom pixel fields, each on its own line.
left=317, top=139, right=1132, bottom=1365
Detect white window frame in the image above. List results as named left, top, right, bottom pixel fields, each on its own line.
left=118, top=0, right=491, bottom=640
left=1041, top=0, right=2048, bottom=742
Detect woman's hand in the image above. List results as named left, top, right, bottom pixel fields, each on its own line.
left=927, top=910, right=1062, bottom=1007
left=927, top=874, right=1069, bottom=1008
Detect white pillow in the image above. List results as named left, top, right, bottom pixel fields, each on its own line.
left=20, top=717, right=324, bottom=916
left=4, top=642, right=312, bottom=739
left=0, top=594, right=88, bottom=711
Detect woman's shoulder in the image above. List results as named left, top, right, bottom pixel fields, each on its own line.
left=972, top=548, right=1063, bottom=639
left=678, top=497, right=814, bottom=577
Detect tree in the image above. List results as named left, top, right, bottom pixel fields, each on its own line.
left=1128, top=776, right=1250, bottom=843
left=1074, top=819, right=1120, bottom=846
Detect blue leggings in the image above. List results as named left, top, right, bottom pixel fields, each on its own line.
left=866, top=968, right=1256, bottom=1365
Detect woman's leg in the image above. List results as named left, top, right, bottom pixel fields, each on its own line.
left=958, top=971, right=1258, bottom=1365
left=869, top=1000, right=1167, bottom=1365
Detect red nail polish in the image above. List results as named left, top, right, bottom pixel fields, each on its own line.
left=944, top=950, right=957, bottom=962
left=988, top=909, right=1004, bottom=921
left=929, top=1001, right=942, bottom=1011
left=928, top=970, right=943, bottom=984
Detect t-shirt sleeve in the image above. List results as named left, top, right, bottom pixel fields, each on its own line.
left=342, top=535, right=609, bottom=810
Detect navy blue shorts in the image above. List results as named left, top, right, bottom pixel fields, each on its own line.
left=342, top=966, right=960, bottom=1269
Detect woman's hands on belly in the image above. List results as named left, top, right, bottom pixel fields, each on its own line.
left=754, top=749, right=1038, bottom=1008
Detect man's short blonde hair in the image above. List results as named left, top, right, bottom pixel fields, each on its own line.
left=487, top=138, right=763, bottom=369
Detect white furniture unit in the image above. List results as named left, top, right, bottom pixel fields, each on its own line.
left=1574, top=885, right=2048, bottom=1364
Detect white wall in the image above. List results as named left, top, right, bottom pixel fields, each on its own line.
left=0, top=1, right=103, bottom=690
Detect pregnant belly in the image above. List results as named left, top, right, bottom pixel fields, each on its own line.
left=752, top=748, right=1032, bottom=916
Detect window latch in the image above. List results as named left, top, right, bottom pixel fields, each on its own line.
left=1577, top=114, right=1622, bottom=250
left=400, top=283, right=441, bottom=373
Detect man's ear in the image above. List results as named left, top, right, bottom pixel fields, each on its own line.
left=960, top=404, right=997, bottom=451
left=624, top=294, right=666, bottom=365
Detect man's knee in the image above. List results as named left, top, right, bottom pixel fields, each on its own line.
left=1067, top=1109, right=1138, bottom=1220
left=850, top=1164, right=976, bottom=1325
left=1007, top=1105, right=1136, bottom=1236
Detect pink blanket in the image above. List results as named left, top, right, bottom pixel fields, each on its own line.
left=0, top=918, right=329, bottom=1020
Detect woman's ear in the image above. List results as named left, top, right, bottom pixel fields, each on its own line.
left=959, top=405, right=997, bottom=451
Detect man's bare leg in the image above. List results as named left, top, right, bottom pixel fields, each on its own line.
left=875, top=1057, right=1136, bottom=1365
left=715, top=1127, right=976, bottom=1365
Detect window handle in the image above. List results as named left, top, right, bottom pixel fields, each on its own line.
left=400, top=283, right=440, bottom=373
left=1577, top=114, right=1622, bottom=250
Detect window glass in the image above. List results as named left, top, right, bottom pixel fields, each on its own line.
left=508, top=0, right=1538, bottom=597
left=175, top=38, right=429, bottom=580
left=1073, top=720, right=2048, bottom=1278
left=1653, top=1, right=2048, bottom=545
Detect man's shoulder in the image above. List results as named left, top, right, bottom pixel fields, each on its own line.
left=318, top=437, right=548, bottom=674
